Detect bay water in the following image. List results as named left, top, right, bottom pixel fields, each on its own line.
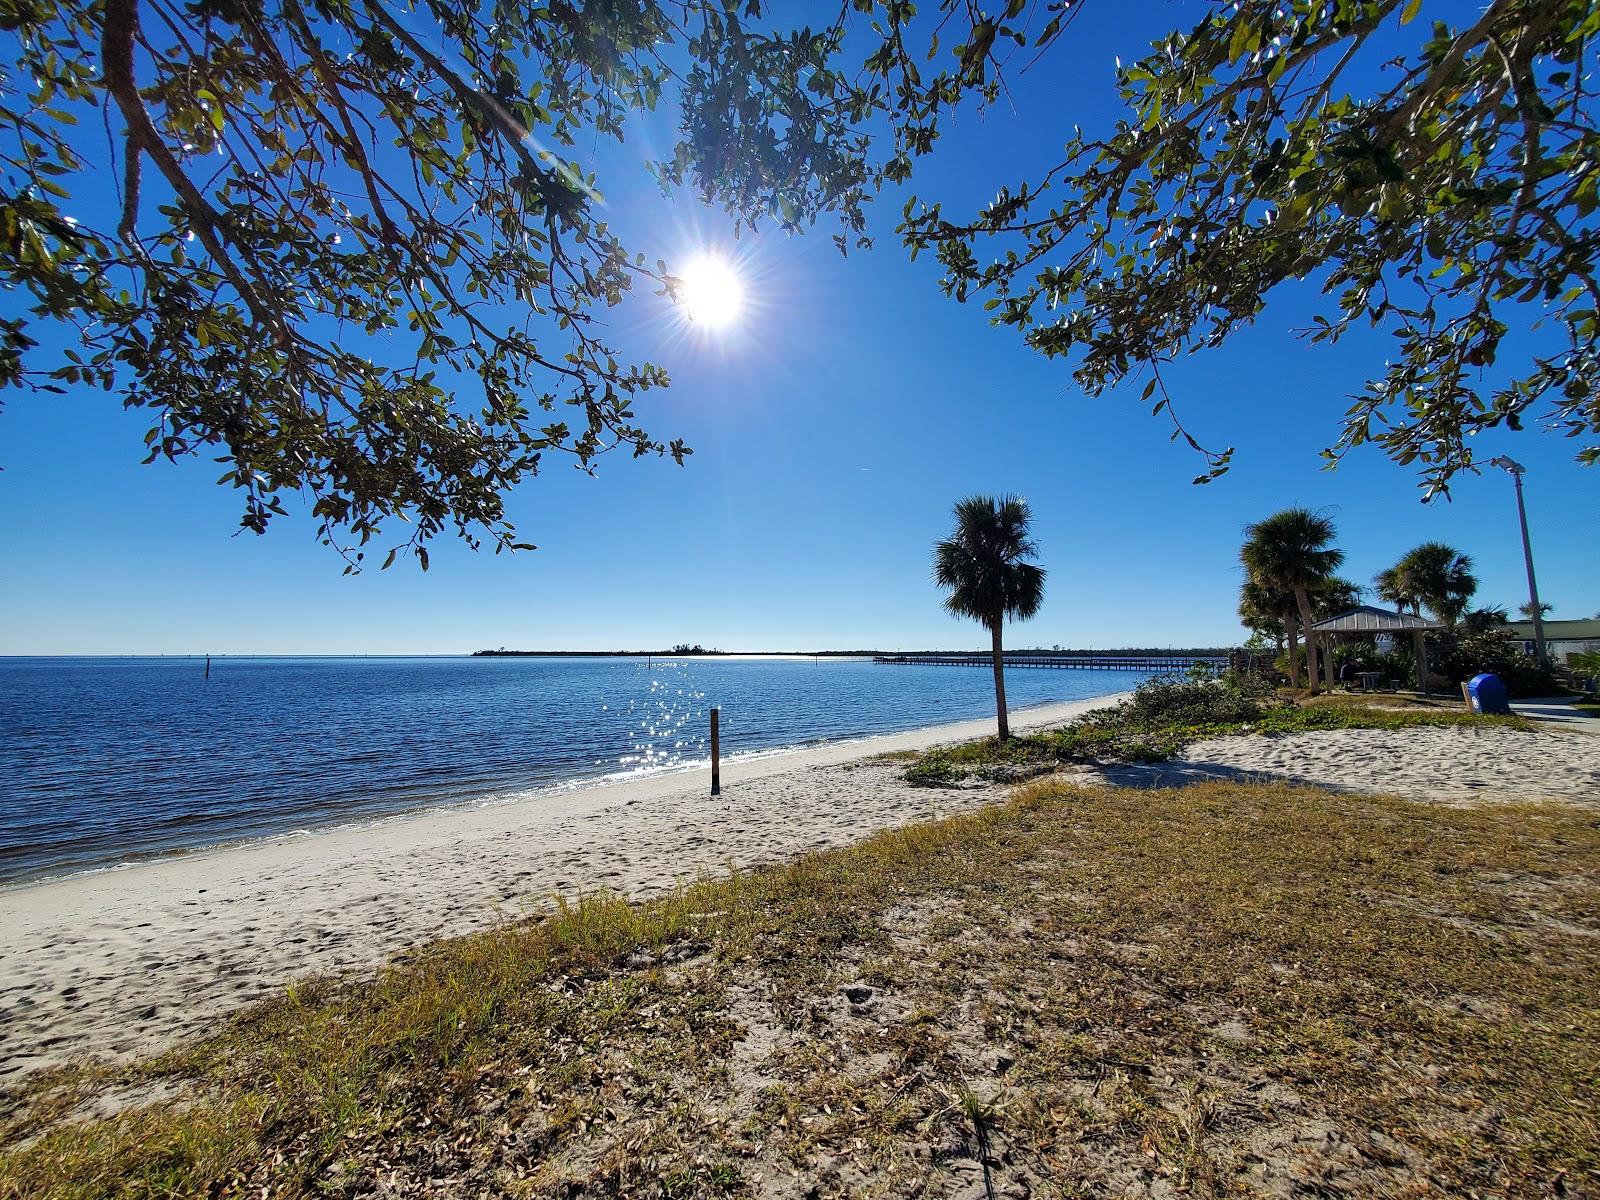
left=0, top=655, right=1151, bottom=885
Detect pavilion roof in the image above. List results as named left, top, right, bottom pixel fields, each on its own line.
left=1310, top=605, right=1441, bottom=633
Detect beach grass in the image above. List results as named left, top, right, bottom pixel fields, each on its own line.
left=3, top=779, right=1597, bottom=1198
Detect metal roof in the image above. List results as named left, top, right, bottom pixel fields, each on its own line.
left=1309, top=605, right=1441, bottom=633
left=1506, top=619, right=1600, bottom=640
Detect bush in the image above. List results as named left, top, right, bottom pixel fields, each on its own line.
left=904, top=751, right=958, bottom=787
left=1564, top=650, right=1599, bottom=694
left=1112, top=672, right=1274, bottom=728
left=1427, top=628, right=1560, bottom=697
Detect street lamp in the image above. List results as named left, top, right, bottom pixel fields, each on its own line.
left=1487, top=456, right=1548, bottom=665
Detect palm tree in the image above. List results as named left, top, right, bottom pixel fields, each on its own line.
left=1238, top=577, right=1284, bottom=648
left=1313, top=576, right=1363, bottom=619
left=1238, top=575, right=1301, bottom=683
left=1463, top=606, right=1509, bottom=632
left=1394, top=542, right=1477, bottom=625
left=1518, top=600, right=1553, bottom=621
left=1241, top=508, right=1344, bottom=693
left=1373, top=564, right=1422, bottom=615
left=933, top=495, right=1046, bottom=740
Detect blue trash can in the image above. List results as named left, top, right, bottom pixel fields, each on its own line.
left=1466, top=673, right=1511, bottom=715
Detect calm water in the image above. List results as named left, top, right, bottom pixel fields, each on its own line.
left=0, top=656, right=1147, bottom=886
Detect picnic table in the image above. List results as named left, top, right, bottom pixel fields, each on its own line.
left=1357, top=671, right=1385, bottom=692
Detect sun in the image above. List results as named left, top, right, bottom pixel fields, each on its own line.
left=677, top=255, right=745, bottom=329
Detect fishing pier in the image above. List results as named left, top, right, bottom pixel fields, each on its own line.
left=873, top=654, right=1226, bottom=672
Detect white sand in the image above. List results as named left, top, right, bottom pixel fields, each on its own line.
left=0, top=695, right=1122, bottom=1084
left=1090, top=724, right=1600, bottom=803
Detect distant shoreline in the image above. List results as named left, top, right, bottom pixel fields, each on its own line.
left=3, top=647, right=1238, bottom=660
left=472, top=647, right=1234, bottom=658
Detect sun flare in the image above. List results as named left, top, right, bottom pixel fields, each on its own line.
left=677, top=255, right=745, bottom=329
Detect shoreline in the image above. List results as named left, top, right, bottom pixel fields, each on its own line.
left=0, top=693, right=1127, bottom=1082
left=0, top=692, right=1127, bottom=895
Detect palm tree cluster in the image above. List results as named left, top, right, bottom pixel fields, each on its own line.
left=933, top=495, right=1046, bottom=741
left=1239, top=509, right=1346, bottom=693
left=1239, top=509, right=1485, bottom=693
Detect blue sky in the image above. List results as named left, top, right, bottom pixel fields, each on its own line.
left=1, top=4, right=1595, bottom=654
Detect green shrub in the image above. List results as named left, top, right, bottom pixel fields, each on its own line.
left=1119, top=737, right=1179, bottom=764
left=1427, top=628, right=1560, bottom=697
left=904, top=751, right=958, bottom=787
left=1108, top=672, right=1274, bottom=728
left=1566, top=650, right=1600, bottom=690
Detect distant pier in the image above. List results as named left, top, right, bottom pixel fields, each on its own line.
left=873, top=653, right=1225, bottom=672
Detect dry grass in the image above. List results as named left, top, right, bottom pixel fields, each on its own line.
left=2, top=780, right=1597, bottom=1198
left=1295, top=689, right=1463, bottom=710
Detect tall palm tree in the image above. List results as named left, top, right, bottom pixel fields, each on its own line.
left=1394, top=542, right=1477, bottom=626
left=933, top=495, right=1046, bottom=741
left=1241, top=508, right=1344, bottom=693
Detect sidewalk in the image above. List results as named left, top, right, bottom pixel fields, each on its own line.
left=1513, top=696, right=1600, bottom=730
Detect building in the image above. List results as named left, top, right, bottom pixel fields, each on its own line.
left=1505, top=619, right=1600, bottom=665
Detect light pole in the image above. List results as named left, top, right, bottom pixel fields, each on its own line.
left=1488, top=456, right=1548, bottom=665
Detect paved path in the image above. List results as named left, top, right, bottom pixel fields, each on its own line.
left=1512, top=696, right=1599, bottom=730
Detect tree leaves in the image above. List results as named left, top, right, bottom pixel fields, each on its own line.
left=0, top=0, right=888, bottom=567
left=896, top=0, right=1600, bottom=497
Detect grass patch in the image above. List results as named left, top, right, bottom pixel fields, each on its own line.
left=1296, top=689, right=1458, bottom=710
left=3, top=782, right=1597, bottom=1197
left=903, top=674, right=1540, bottom=784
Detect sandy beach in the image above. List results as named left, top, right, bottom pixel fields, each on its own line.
left=0, top=695, right=1121, bottom=1085
left=4, top=698, right=1596, bottom=1090
left=1090, top=723, right=1600, bottom=803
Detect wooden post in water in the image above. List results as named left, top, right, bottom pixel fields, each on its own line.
left=710, top=707, right=721, bottom=796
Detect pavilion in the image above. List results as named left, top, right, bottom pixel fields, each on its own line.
left=1309, top=605, right=1443, bottom=694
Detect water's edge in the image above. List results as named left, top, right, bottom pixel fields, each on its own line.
left=0, top=692, right=1127, bottom=894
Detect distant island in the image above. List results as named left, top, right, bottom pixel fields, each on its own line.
left=472, top=646, right=1235, bottom=658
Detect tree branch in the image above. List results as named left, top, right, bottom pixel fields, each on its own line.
left=100, top=0, right=289, bottom=343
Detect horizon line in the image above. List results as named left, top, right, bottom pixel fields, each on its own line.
left=0, top=644, right=1240, bottom=660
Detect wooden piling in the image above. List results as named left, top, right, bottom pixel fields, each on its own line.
left=710, top=707, right=721, bottom=796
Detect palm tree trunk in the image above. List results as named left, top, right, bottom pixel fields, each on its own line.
left=1283, top=608, right=1301, bottom=686
left=990, top=620, right=1010, bottom=741
left=1295, top=588, right=1320, bottom=694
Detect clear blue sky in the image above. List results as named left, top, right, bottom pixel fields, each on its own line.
left=1, top=3, right=1595, bottom=654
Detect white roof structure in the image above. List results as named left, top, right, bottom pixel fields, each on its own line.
left=1309, top=605, right=1441, bottom=634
